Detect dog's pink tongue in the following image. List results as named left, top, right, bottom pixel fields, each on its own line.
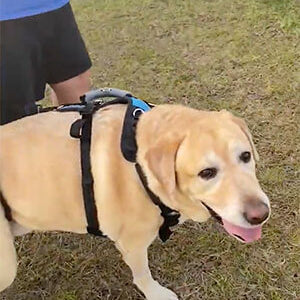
left=222, top=219, right=262, bottom=243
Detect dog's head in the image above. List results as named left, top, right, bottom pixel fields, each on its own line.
left=137, top=105, right=270, bottom=243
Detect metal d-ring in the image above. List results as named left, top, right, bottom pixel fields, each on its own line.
left=133, top=108, right=144, bottom=119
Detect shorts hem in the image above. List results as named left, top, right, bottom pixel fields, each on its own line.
left=47, top=61, right=92, bottom=84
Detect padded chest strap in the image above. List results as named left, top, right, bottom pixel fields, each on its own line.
left=135, top=164, right=180, bottom=242
left=121, top=99, right=181, bottom=242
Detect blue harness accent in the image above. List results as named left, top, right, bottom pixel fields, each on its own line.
left=130, top=97, right=151, bottom=112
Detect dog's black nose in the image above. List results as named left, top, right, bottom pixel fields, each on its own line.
left=243, top=201, right=269, bottom=225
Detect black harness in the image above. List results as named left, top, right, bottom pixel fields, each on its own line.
left=0, top=191, right=12, bottom=221
left=0, top=88, right=180, bottom=242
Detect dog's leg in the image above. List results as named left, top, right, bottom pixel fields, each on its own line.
left=0, top=206, right=17, bottom=291
left=116, top=239, right=178, bottom=300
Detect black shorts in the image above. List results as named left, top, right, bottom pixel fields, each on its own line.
left=0, top=3, right=92, bottom=125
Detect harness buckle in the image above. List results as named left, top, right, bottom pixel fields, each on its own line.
left=132, top=108, right=144, bottom=119
left=161, top=210, right=181, bottom=227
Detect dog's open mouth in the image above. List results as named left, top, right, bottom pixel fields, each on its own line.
left=201, top=201, right=262, bottom=243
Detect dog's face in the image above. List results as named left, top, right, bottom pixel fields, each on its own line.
left=139, top=106, right=270, bottom=243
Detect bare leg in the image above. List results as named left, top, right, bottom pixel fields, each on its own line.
left=50, top=69, right=91, bottom=105
left=116, top=239, right=178, bottom=300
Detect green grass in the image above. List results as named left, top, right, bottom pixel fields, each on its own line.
left=2, top=0, right=299, bottom=299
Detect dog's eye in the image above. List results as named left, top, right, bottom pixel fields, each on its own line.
left=240, top=151, right=251, bottom=163
left=198, top=168, right=218, bottom=180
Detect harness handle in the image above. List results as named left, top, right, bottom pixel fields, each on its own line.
left=82, top=88, right=132, bottom=103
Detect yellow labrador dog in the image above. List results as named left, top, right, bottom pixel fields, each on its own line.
left=0, top=103, right=270, bottom=300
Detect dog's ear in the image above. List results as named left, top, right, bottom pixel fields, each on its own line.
left=221, top=110, right=259, bottom=161
left=144, top=134, right=184, bottom=200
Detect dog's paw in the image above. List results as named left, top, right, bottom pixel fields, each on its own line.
left=145, top=281, right=178, bottom=300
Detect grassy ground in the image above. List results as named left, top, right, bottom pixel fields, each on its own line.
left=2, top=0, right=300, bottom=299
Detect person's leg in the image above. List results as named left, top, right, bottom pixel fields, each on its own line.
left=42, top=3, right=92, bottom=106
left=0, top=17, right=45, bottom=125
left=50, top=69, right=91, bottom=105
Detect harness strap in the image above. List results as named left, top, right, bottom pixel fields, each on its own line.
left=135, top=163, right=180, bottom=242
left=121, top=100, right=145, bottom=162
left=0, top=191, right=12, bottom=222
left=70, top=111, right=104, bottom=237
